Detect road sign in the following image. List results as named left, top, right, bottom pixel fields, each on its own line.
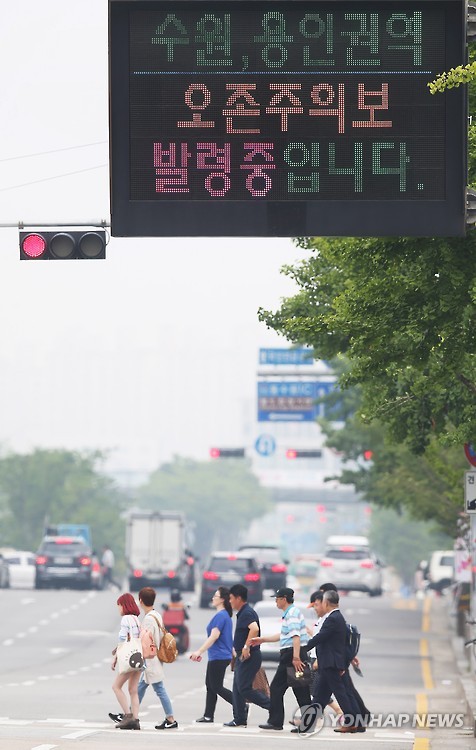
left=464, top=471, right=476, bottom=513
left=257, top=380, right=335, bottom=421
left=464, top=443, right=476, bottom=467
left=109, top=0, right=466, bottom=237
left=259, top=348, right=314, bottom=366
left=254, top=434, right=277, bottom=456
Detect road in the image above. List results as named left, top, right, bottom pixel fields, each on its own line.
left=0, top=586, right=465, bottom=750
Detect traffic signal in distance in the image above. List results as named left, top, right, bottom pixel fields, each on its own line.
left=363, top=450, right=374, bottom=461
left=20, top=229, right=106, bottom=260
left=286, top=449, right=322, bottom=459
left=209, top=448, right=245, bottom=459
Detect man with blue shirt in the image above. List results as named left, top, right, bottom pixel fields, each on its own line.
left=251, top=587, right=311, bottom=731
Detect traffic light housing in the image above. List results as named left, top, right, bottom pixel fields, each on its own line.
left=286, top=449, right=322, bottom=459
left=209, top=448, right=245, bottom=459
left=20, top=229, right=106, bottom=260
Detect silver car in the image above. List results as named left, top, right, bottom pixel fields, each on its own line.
left=315, top=539, right=383, bottom=597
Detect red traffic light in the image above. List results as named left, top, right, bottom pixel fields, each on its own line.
left=21, top=233, right=47, bottom=259
left=363, top=450, right=374, bottom=461
left=20, top=229, right=106, bottom=260
left=209, top=448, right=245, bottom=458
left=286, top=449, right=322, bottom=459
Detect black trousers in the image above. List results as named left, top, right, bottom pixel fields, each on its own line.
left=311, top=667, right=359, bottom=725
left=204, top=659, right=233, bottom=719
left=343, top=670, right=370, bottom=724
left=268, top=647, right=311, bottom=728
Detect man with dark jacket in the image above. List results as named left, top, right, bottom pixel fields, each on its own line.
left=224, top=584, right=271, bottom=727
left=304, top=590, right=361, bottom=733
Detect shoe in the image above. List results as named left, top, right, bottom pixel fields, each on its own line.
left=116, top=713, right=140, bottom=730
left=196, top=716, right=213, bottom=723
left=355, top=726, right=367, bottom=733
left=223, top=720, right=247, bottom=727
left=155, top=719, right=178, bottom=729
left=259, top=723, right=283, bottom=730
left=291, top=728, right=299, bottom=733
left=108, top=713, right=123, bottom=723
left=334, top=725, right=358, bottom=733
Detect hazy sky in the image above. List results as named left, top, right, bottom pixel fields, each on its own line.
left=0, top=2, right=309, bottom=475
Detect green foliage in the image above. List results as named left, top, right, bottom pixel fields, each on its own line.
left=259, top=234, right=476, bottom=454
left=428, top=61, right=476, bottom=94
left=369, top=506, right=451, bottom=585
left=316, top=370, right=465, bottom=537
left=0, top=449, right=127, bottom=558
left=138, top=456, right=271, bottom=558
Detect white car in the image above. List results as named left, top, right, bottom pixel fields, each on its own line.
left=3, top=550, right=36, bottom=588
left=254, top=600, right=316, bottom=662
left=428, top=550, right=454, bottom=593
left=315, top=539, right=383, bottom=597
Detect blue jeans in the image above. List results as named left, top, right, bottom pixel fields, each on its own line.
left=138, top=675, right=173, bottom=717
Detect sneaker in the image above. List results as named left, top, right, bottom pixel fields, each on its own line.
left=223, top=720, right=247, bottom=727
left=196, top=716, right=213, bottom=723
left=156, top=719, right=178, bottom=730
left=108, top=713, right=124, bottom=723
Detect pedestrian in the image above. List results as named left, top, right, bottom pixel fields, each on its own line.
left=250, top=587, right=311, bottom=731
left=223, top=583, right=271, bottom=727
left=317, top=583, right=370, bottom=728
left=304, top=591, right=343, bottom=725
left=137, top=587, right=178, bottom=730
left=110, top=592, right=142, bottom=730
left=304, top=590, right=361, bottom=734
left=102, top=544, right=121, bottom=590
left=190, top=585, right=234, bottom=723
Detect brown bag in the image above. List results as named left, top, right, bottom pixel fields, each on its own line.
left=150, top=614, right=178, bottom=664
left=252, top=667, right=270, bottom=697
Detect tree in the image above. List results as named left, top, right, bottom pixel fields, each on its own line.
left=368, top=506, right=451, bottom=586
left=313, top=362, right=466, bottom=537
left=138, top=456, right=271, bottom=558
left=259, top=231, right=476, bottom=453
left=0, top=449, right=127, bottom=557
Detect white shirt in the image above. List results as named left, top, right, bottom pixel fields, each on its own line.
left=102, top=548, right=115, bottom=568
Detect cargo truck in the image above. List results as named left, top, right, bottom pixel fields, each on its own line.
left=125, top=510, right=194, bottom=592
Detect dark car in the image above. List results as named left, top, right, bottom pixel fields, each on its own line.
left=238, top=545, right=288, bottom=591
left=35, top=535, right=94, bottom=590
left=199, top=551, right=263, bottom=608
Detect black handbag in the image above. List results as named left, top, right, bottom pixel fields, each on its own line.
left=286, top=662, right=313, bottom=688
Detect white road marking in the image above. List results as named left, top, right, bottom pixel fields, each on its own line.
left=61, top=729, right=98, bottom=739
left=31, top=745, right=58, bottom=750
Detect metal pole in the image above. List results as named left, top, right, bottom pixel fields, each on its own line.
left=0, top=220, right=111, bottom=228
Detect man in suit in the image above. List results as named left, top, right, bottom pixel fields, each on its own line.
left=303, top=590, right=361, bottom=734
left=317, top=583, right=370, bottom=729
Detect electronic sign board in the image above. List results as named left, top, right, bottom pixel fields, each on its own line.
left=109, top=0, right=466, bottom=237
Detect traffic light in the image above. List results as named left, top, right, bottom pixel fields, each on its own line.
left=19, top=229, right=106, bottom=260
left=209, top=448, right=245, bottom=459
left=286, top=449, right=322, bottom=459
left=363, top=450, right=374, bottom=461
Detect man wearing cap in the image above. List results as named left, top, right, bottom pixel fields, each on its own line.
left=250, top=587, right=311, bottom=731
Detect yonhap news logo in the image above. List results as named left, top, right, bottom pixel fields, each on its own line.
left=292, top=706, right=466, bottom=734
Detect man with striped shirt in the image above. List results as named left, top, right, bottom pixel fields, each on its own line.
left=251, top=587, right=311, bottom=730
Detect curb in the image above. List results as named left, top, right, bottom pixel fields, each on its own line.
left=451, top=634, right=476, bottom=737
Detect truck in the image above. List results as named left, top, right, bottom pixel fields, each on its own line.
left=125, top=510, right=194, bottom=592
